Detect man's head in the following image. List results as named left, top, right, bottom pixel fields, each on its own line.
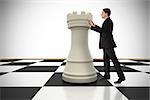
left=101, top=8, right=111, bottom=19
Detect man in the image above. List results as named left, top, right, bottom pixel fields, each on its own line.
left=88, top=8, right=125, bottom=83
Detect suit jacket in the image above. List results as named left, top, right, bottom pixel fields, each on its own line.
left=91, top=17, right=117, bottom=49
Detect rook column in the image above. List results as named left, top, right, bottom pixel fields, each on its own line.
left=62, top=11, right=97, bottom=83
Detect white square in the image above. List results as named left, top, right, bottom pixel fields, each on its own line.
left=118, top=60, right=138, bottom=63
left=0, top=62, right=11, bottom=65
left=29, top=62, right=62, bottom=66
left=126, top=65, right=150, bottom=73
left=63, top=59, right=67, bottom=62
left=141, top=62, right=150, bottom=65
left=56, top=65, right=99, bottom=73
left=14, top=59, right=42, bottom=63
left=0, top=72, right=54, bottom=87
left=93, top=62, right=104, bottom=66
left=93, top=62, right=116, bottom=66
left=32, top=87, right=128, bottom=100
left=105, top=72, right=150, bottom=87
left=0, top=65, right=26, bottom=72
left=55, top=66, right=66, bottom=72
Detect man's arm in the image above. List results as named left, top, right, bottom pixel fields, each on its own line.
left=91, top=25, right=102, bottom=33
left=88, top=20, right=102, bottom=33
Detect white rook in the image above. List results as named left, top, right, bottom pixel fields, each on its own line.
left=62, top=11, right=97, bottom=83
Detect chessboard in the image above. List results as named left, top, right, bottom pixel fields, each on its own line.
left=0, top=59, right=149, bottom=100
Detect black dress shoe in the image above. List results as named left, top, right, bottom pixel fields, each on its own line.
left=102, top=75, right=110, bottom=79
left=114, top=78, right=125, bottom=84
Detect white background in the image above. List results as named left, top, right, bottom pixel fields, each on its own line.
left=0, top=0, right=149, bottom=59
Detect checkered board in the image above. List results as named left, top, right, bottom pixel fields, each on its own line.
left=0, top=59, right=149, bottom=100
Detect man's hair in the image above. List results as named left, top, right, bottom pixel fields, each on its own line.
left=103, top=8, right=111, bottom=16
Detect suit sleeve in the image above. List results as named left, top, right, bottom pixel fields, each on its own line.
left=91, top=25, right=102, bottom=33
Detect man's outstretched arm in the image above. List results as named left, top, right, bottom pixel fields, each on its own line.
left=88, top=20, right=102, bottom=33
left=91, top=25, right=102, bottom=33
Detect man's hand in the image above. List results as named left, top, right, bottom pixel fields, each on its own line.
left=88, top=20, right=96, bottom=27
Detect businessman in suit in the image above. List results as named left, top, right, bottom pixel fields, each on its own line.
left=88, top=8, right=125, bottom=83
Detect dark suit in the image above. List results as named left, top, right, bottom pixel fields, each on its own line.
left=91, top=17, right=125, bottom=79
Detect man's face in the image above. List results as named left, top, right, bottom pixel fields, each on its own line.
left=101, top=11, right=107, bottom=19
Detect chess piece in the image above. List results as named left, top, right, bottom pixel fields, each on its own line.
left=62, top=11, right=97, bottom=83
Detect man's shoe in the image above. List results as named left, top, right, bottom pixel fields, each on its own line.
left=114, top=78, right=125, bottom=84
left=102, top=75, right=110, bottom=79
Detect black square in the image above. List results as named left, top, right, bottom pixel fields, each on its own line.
left=95, top=66, right=140, bottom=72
left=41, top=59, right=64, bottom=62
left=44, top=73, right=112, bottom=86
left=117, top=87, right=150, bottom=100
left=0, top=87, right=41, bottom=100
left=0, top=72, right=7, bottom=76
left=14, top=66, right=59, bottom=72
left=93, top=59, right=104, bottom=62
left=146, top=72, right=150, bottom=74
left=3, top=62, right=35, bottom=66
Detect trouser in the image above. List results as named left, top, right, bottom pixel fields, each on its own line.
left=103, top=48, right=125, bottom=79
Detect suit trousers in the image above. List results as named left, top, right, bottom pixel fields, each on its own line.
left=103, top=48, right=125, bottom=79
